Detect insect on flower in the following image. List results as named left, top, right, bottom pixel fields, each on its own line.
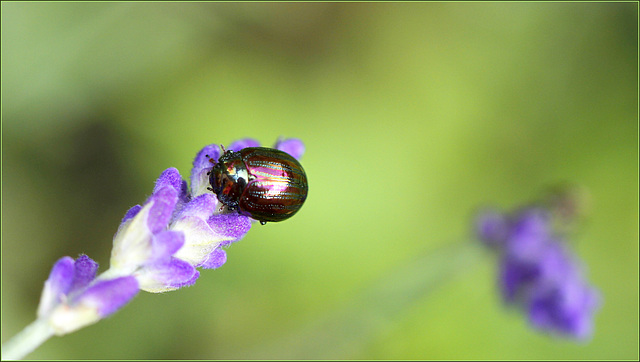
left=1, top=138, right=306, bottom=360
left=207, top=146, right=309, bottom=225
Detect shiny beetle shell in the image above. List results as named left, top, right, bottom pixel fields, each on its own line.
left=208, top=147, right=308, bottom=224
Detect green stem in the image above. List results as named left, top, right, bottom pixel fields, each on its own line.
left=1, top=318, right=55, bottom=360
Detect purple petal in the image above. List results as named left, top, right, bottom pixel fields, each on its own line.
left=153, top=168, right=184, bottom=195
left=146, top=186, right=179, bottom=234
left=121, top=205, right=142, bottom=224
left=207, top=214, right=252, bottom=246
left=38, top=257, right=75, bottom=317
left=69, top=255, right=99, bottom=293
left=191, top=144, right=222, bottom=196
left=77, top=276, right=139, bottom=317
left=46, top=257, right=75, bottom=296
left=274, top=138, right=305, bottom=160
left=200, top=248, right=227, bottom=269
left=537, top=242, right=577, bottom=283
left=528, top=287, right=561, bottom=330
left=178, top=193, right=218, bottom=221
left=171, top=215, right=224, bottom=266
left=570, top=287, right=601, bottom=339
left=228, top=138, right=260, bottom=152
left=565, top=314, right=594, bottom=340
left=475, top=209, right=508, bottom=248
left=193, top=144, right=222, bottom=170
left=499, top=257, right=539, bottom=303
left=150, top=230, right=185, bottom=263
left=527, top=278, right=599, bottom=339
left=176, top=268, right=200, bottom=288
left=179, top=179, right=190, bottom=205
left=148, top=258, right=200, bottom=289
left=506, top=227, right=549, bottom=263
left=510, top=208, right=551, bottom=244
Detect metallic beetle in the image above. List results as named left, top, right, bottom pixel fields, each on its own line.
left=208, top=147, right=308, bottom=224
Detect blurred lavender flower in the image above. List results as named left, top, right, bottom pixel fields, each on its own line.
left=475, top=205, right=601, bottom=340
left=2, top=138, right=305, bottom=360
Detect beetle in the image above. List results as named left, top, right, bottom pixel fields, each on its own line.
left=207, top=146, right=308, bottom=225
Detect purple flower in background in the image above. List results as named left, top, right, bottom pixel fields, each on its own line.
left=475, top=205, right=601, bottom=340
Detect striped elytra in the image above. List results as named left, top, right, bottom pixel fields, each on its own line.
left=208, top=147, right=308, bottom=224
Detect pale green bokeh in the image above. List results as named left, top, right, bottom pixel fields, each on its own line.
left=2, top=3, right=637, bottom=360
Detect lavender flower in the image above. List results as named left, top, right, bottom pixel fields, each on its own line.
left=2, top=138, right=305, bottom=360
left=38, top=255, right=139, bottom=335
left=475, top=205, right=601, bottom=340
left=109, top=137, right=304, bottom=292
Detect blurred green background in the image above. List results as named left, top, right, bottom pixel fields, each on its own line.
left=2, top=2, right=637, bottom=360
